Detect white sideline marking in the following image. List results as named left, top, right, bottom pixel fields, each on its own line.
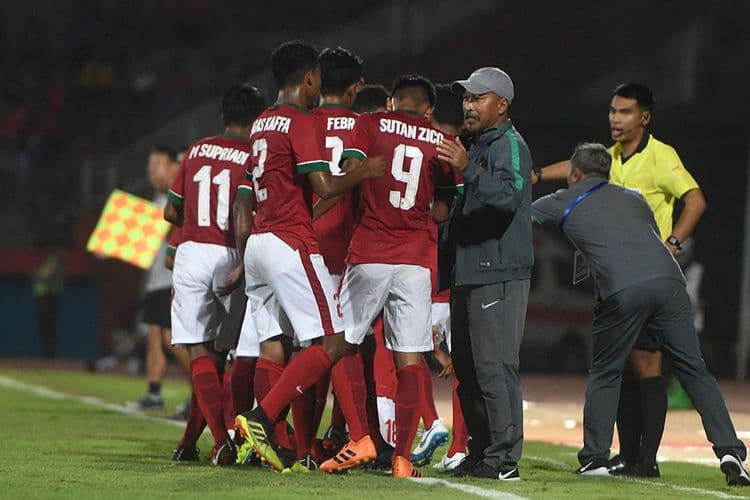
left=0, top=375, right=530, bottom=498
left=526, top=455, right=747, bottom=499
left=2, top=376, right=745, bottom=499
left=410, top=477, right=527, bottom=499
left=0, top=375, right=184, bottom=429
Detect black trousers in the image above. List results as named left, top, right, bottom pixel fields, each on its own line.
left=450, top=279, right=529, bottom=469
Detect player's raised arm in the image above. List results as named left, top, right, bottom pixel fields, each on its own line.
left=308, top=156, right=385, bottom=199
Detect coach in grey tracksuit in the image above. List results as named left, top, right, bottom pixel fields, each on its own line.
left=437, top=67, right=533, bottom=479
left=532, top=143, right=748, bottom=485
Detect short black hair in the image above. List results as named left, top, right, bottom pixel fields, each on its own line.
left=151, top=144, right=178, bottom=163
left=433, top=84, right=464, bottom=128
left=270, top=40, right=319, bottom=89
left=319, top=47, right=363, bottom=97
left=352, top=84, right=389, bottom=113
left=570, top=143, right=611, bottom=177
left=391, top=74, right=436, bottom=108
left=612, top=82, right=655, bottom=112
left=221, top=84, right=267, bottom=126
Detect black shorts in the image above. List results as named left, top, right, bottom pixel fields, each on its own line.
left=632, top=328, right=660, bottom=351
left=142, top=288, right=172, bottom=329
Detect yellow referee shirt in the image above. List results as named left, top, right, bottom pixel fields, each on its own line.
left=609, top=134, right=699, bottom=240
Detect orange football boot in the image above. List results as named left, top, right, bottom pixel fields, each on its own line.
left=392, top=456, right=422, bottom=478
left=319, top=435, right=377, bottom=473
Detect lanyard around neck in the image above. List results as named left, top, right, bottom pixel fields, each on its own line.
left=559, top=181, right=607, bottom=229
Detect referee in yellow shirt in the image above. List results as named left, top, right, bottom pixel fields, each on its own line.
left=534, top=83, right=707, bottom=477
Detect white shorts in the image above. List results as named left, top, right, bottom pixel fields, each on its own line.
left=235, top=303, right=261, bottom=358
left=340, top=263, right=432, bottom=352
left=294, top=274, right=343, bottom=349
left=244, top=232, right=343, bottom=344
left=431, top=302, right=451, bottom=352
left=171, top=241, right=243, bottom=346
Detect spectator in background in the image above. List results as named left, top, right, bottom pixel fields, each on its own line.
left=135, top=145, right=191, bottom=410
left=33, top=254, right=65, bottom=358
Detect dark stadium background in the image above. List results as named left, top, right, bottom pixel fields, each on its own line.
left=1, top=0, right=748, bottom=377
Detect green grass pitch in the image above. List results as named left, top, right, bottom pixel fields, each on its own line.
left=0, top=368, right=747, bottom=499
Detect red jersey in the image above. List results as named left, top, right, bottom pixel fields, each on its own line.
left=342, top=110, right=458, bottom=268
left=247, top=103, right=329, bottom=250
left=310, top=104, right=358, bottom=275
left=429, top=222, right=450, bottom=302
left=168, top=134, right=253, bottom=248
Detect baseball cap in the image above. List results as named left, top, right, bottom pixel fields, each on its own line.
left=452, top=67, right=514, bottom=101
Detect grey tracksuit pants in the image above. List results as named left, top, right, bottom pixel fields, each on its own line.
left=450, top=279, right=530, bottom=469
left=578, top=277, right=746, bottom=465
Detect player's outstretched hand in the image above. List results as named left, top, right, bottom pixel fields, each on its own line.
left=437, top=137, right=469, bottom=172
left=216, top=264, right=244, bottom=296
left=363, top=155, right=387, bottom=178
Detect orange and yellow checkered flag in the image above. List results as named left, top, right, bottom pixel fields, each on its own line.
left=87, top=189, right=171, bottom=269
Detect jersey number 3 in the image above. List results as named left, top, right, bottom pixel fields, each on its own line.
left=193, top=165, right=230, bottom=230
left=389, top=144, right=423, bottom=210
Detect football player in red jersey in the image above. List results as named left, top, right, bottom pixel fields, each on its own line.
left=352, top=84, right=389, bottom=114
left=329, top=74, right=461, bottom=478
left=164, top=84, right=267, bottom=466
left=280, top=46, right=364, bottom=469
left=425, top=84, right=470, bottom=471
left=232, top=41, right=385, bottom=473
left=314, top=77, right=397, bottom=464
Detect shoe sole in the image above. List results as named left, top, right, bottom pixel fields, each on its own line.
left=578, top=467, right=610, bottom=477
left=234, top=415, right=284, bottom=472
left=320, top=455, right=373, bottom=473
left=721, top=460, right=750, bottom=486
left=411, top=433, right=449, bottom=465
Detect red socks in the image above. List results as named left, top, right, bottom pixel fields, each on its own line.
left=448, top=377, right=469, bottom=456
left=179, top=391, right=206, bottom=448
left=291, top=385, right=316, bottom=459
left=231, top=357, right=257, bottom=415
left=253, top=357, right=293, bottom=449
left=221, top=366, right=233, bottom=431
left=260, top=344, right=332, bottom=423
left=420, top=356, right=440, bottom=428
left=362, top=344, right=384, bottom=450
left=312, top=371, right=330, bottom=435
left=191, top=355, right=229, bottom=445
left=394, top=364, right=423, bottom=460
left=330, top=394, right=346, bottom=431
left=331, top=350, right=369, bottom=442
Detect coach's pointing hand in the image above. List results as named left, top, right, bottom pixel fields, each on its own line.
left=217, top=264, right=243, bottom=296
left=437, top=138, right=469, bottom=172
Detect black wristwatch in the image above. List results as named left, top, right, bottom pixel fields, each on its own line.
left=666, top=235, right=682, bottom=249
